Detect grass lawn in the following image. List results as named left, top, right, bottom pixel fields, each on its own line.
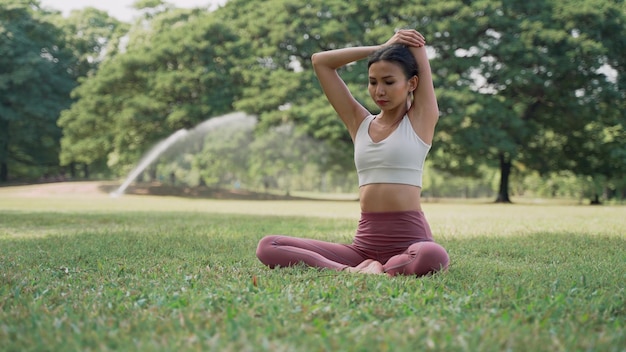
left=0, top=182, right=624, bottom=351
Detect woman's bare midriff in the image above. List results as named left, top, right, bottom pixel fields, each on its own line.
left=359, top=183, right=423, bottom=212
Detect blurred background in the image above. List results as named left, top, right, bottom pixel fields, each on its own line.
left=1, top=0, right=624, bottom=204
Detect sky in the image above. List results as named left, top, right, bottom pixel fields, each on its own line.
left=39, top=0, right=228, bottom=22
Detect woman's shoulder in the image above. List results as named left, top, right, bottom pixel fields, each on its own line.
left=406, top=108, right=437, bottom=144
left=349, top=111, right=375, bottom=140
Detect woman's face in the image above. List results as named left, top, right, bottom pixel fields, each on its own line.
left=368, top=60, right=413, bottom=111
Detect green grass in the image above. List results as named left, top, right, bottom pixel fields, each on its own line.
left=0, top=184, right=625, bottom=351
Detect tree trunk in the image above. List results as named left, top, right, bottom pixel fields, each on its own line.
left=69, top=162, right=76, bottom=179
left=590, top=193, right=602, bottom=205
left=0, top=119, right=8, bottom=182
left=83, top=163, right=90, bottom=179
left=496, top=153, right=512, bottom=203
left=0, top=162, right=7, bottom=182
left=149, top=168, right=157, bottom=182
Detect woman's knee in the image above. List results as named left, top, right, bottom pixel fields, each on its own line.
left=256, top=235, right=280, bottom=266
left=400, top=241, right=449, bottom=276
left=417, top=242, right=449, bottom=272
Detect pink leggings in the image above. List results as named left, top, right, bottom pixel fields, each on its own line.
left=256, top=211, right=449, bottom=277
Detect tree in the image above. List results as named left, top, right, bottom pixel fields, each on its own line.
left=0, top=1, right=75, bottom=181
left=59, top=8, right=245, bottom=176
left=219, top=0, right=380, bottom=174
left=398, top=0, right=626, bottom=202
left=54, top=7, right=128, bottom=178
left=192, top=115, right=256, bottom=188
left=248, top=123, right=328, bottom=195
left=55, top=7, right=129, bottom=78
left=554, top=1, right=626, bottom=203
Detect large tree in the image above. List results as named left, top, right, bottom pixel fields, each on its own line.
left=58, top=7, right=245, bottom=176
left=553, top=1, right=626, bottom=202
left=54, top=7, right=128, bottom=178
left=402, top=0, right=626, bottom=202
left=0, top=1, right=75, bottom=181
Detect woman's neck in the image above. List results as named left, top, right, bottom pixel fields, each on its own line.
left=377, top=107, right=407, bottom=124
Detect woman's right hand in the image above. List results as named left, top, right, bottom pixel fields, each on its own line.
left=384, top=29, right=426, bottom=48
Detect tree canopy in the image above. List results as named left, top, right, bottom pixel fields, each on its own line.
left=2, top=0, right=624, bottom=202
left=58, top=8, right=245, bottom=175
left=0, top=1, right=75, bottom=180
left=423, top=0, right=626, bottom=202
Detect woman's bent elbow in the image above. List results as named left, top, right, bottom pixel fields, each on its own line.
left=311, top=52, right=322, bottom=68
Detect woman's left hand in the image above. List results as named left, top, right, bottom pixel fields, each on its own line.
left=384, top=29, right=426, bottom=48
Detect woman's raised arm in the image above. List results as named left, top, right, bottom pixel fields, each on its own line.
left=409, top=44, right=438, bottom=142
left=384, top=29, right=438, bottom=143
left=311, top=46, right=379, bottom=138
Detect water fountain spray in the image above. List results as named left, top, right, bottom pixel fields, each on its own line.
left=110, top=112, right=256, bottom=197
left=110, top=129, right=189, bottom=197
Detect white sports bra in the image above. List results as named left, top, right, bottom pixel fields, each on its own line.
left=354, top=114, right=430, bottom=187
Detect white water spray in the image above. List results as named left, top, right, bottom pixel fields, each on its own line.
left=110, top=112, right=256, bottom=197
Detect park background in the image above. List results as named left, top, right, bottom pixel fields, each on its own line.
left=2, top=1, right=625, bottom=351
left=1, top=0, right=625, bottom=203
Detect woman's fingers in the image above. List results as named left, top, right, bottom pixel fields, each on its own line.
left=392, top=29, right=426, bottom=47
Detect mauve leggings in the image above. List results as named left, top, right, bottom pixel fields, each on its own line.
left=256, top=211, right=449, bottom=277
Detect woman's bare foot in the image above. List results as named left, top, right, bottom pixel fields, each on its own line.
left=344, top=259, right=373, bottom=273
left=344, top=259, right=384, bottom=274
left=360, top=260, right=384, bottom=274
left=355, top=259, right=374, bottom=269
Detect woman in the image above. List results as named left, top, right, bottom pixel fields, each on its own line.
left=256, top=29, right=449, bottom=276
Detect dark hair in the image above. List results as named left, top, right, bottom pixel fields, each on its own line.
left=368, top=44, right=419, bottom=79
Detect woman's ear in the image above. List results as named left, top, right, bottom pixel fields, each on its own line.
left=409, top=75, right=419, bottom=92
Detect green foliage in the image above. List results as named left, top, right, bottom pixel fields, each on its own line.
left=247, top=123, right=330, bottom=193
left=3, top=0, right=625, bottom=203
left=52, top=8, right=127, bottom=176
left=193, top=119, right=255, bottom=187
left=222, top=0, right=626, bottom=202
left=54, top=7, right=129, bottom=78
left=418, top=0, right=626, bottom=201
left=0, top=1, right=75, bottom=180
left=218, top=0, right=397, bottom=177
left=59, top=9, right=246, bottom=175
left=158, top=119, right=333, bottom=193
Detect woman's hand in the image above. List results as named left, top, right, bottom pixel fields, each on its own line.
left=383, top=29, right=426, bottom=48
